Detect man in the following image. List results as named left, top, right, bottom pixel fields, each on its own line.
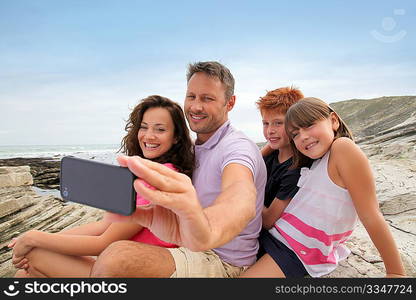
left=91, top=61, right=267, bottom=277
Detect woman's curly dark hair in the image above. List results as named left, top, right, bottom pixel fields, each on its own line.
left=119, top=95, right=194, bottom=178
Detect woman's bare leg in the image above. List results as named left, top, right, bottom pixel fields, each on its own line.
left=14, top=269, right=31, bottom=278
left=239, top=254, right=286, bottom=278
left=15, top=266, right=48, bottom=278
left=18, top=247, right=95, bottom=277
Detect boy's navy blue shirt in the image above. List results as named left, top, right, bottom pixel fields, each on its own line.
left=263, top=150, right=302, bottom=207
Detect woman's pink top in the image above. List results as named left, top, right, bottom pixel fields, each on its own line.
left=129, top=163, right=178, bottom=248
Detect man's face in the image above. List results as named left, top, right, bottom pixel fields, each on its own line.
left=184, top=72, right=234, bottom=144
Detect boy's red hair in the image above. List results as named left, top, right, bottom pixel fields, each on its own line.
left=256, top=86, right=304, bottom=114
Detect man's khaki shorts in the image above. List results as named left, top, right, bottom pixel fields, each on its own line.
left=166, top=247, right=247, bottom=278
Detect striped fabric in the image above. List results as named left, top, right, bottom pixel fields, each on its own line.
left=269, top=151, right=358, bottom=277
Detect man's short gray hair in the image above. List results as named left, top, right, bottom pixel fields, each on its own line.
left=186, top=61, right=235, bottom=100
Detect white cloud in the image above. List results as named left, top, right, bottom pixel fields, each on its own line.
left=226, top=58, right=416, bottom=143
left=1, top=56, right=415, bottom=145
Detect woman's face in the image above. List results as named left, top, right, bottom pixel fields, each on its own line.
left=138, top=107, right=177, bottom=159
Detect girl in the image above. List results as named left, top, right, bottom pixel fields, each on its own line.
left=9, top=95, right=195, bottom=277
left=243, top=97, right=405, bottom=278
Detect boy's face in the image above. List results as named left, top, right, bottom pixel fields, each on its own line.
left=261, top=110, right=290, bottom=150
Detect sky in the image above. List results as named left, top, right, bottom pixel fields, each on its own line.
left=1, top=0, right=415, bottom=145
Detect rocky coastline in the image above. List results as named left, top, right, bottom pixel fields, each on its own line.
left=0, top=110, right=415, bottom=277
left=0, top=163, right=104, bottom=278
left=0, top=157, right=60, bottom=190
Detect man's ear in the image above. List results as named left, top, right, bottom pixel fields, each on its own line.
left=226, top=95, right=236, bottom=112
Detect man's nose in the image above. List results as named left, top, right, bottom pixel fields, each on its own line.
left=191, top=99, right=203, bottom=111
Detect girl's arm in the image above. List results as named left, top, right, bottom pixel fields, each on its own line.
left=10, top=222, right=143, bottom=258
left=262, top=198, right=291, bottom=229
left=332, top=138, right=405, bottom=277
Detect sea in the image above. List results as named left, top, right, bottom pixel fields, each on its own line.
left=0, top=144, right=122, bottom=197
left=0, top=144, right=120, bottom=164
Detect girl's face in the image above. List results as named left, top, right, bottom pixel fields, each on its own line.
left=290, top=113, right=339, bottom=159
left=138, top=107, right=177, bottom=159
left=261, top=110, right=290, bottom=151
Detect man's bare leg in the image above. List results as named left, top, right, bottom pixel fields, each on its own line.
left=90, top=241, right=175, bottom=277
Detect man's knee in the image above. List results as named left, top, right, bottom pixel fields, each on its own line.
left=91, top=240, right=175, bottom=277
left=90, top=240, right=128, bottom=277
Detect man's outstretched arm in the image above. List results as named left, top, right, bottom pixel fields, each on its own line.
left=201, top=163, right=256, bottom=249
left=109, top=156, right=256, bottom=251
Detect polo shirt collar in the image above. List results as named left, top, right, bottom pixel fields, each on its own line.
left=195, top=120, right=231, bottom=150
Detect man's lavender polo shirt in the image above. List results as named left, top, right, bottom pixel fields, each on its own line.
left=193, top=120, right=267, bottom=267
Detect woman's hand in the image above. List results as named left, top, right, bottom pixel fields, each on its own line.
left=8, top=238, right=29, bottom=269
left=8, top=231, right=38, bottom=269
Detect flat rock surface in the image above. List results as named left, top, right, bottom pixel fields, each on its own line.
left=0, top=158, right=60, bottom=190
left=0, top=147, right=415, bottom=278
left=0, top=167, right=104, bottom=278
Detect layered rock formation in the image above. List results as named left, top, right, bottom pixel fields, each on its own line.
left=0, top=166, right=104, bottom=278
left=0, top=152, right=415, bottom=278
left=331, top=95, right=416, bottom=161
left=0, top=158, right=60, bottom=190
left=330, top=96, right=416, bottom=140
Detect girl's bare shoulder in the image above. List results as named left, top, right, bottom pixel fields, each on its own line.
left=331, top=137, right=359, bottom=152
left=331, top=137, right=368, bottom=165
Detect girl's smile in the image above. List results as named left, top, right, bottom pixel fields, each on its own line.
left=292, top=115, right=339, bottom=159
left=304, top=141, right=318, bottom=151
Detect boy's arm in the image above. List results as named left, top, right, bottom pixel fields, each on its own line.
left=262, top=166, right=300, bottom=229
left=260, top=143, right=273, bottom=157
left=262, top=198, right=291, bottom=229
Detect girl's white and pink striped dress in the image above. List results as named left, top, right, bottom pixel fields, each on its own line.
left=269, top=150, right=358, bottom=277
